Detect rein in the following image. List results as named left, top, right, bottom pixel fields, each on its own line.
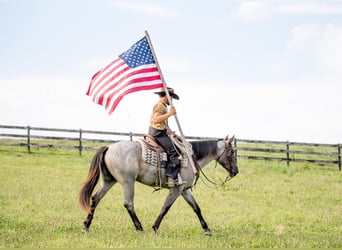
left=197, top=140, right=234, bottom=189
left=198, top=161, right=233, bottom=189
left=170, top=136, right=235, bottom=189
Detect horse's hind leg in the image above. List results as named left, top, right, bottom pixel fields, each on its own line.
left=152, top=187, right=182, bottom=233
left=83, top=179, right=115, bottom=232
left=122, top=182, right=144, bottom=231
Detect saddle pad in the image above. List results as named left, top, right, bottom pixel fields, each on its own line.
left=138, top=139, right=189, bottom=168
left=138, top=139, right=163, bottom=167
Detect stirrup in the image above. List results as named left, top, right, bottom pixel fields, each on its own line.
left=167, top=177, right=175, bottom=187
left=175, top=179, right=186, bottom=186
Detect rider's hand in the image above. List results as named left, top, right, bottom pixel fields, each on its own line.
left=169, top=106, right=176, bottom=116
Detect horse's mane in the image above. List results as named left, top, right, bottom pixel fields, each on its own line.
left=190, top=140, right=220, bottom=161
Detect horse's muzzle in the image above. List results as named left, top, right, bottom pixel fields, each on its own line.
left=230, top=168, right=239, bottom=177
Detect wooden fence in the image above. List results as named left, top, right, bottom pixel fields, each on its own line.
left=0, top=125, right=341, bottom=171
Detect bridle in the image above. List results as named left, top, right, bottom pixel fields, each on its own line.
left=198, top=139, right=235, bottom=188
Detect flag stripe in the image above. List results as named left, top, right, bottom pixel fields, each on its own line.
left=88, top=59, right=127, bottom=100
left=102, top=65, right=160, bottom=106
left=105, top=74, right=162, bottom=109
left=86, top=70, right=101, bottom=96
left=94, top=63, right=160, bottom=105
left=91, top=58, right=123, bottom=88
left=86, top=58, right=123, bottom=96
left=108, top=83, right=163, bottom=115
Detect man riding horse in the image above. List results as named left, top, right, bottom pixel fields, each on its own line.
left=148, top=87, right=182, bottom=187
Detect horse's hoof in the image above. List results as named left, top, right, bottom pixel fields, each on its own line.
left=81, top=227, right=89, bottom=234
left=152, top=225, right=158, bottom=233
left=204, top=229, right=213, bottom=236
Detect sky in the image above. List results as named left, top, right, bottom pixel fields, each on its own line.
left=1, top=0, right=341, bottom=143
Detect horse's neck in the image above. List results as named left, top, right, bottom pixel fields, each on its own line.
left=197, top=140, right=225, bottom=169
left=197, top=157, right=213, bottom=169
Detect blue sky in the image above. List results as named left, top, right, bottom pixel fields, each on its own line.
left=1, top=0, right=341, bottom=143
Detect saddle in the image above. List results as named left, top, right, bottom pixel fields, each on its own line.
left=138, top=134, right=192, bottom=188
left=139, top=134, right=191, bottom=168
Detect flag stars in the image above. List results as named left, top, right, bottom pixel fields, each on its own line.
left=119, top=37, right=155, bottom=68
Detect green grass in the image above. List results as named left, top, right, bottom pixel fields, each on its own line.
left=0, top=145, right=341, bottom=248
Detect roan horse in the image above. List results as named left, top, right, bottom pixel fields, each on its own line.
left=78, top=135, right=238, bottom=236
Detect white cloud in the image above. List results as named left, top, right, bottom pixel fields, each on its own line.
left=284, top=23, right=342, bottom=78
left=235, top=1, right=342, bottom=20
left=235, top=1, right=273, bottom=20
left=177, top=79, right=342, bottom=143
left=316, top=25, right=342, bottom=77
left=276, top=2, right=342, bottom=14
left=287, top=24, right=317, bottom=49
left=161, top=57, right=197, bottom=73
left=111, top=2, right=179, bottom=17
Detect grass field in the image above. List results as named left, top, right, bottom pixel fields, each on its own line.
left=0, top=145, right=341, bottom=248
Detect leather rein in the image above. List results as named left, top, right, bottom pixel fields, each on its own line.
left=197, top=140, right=234, bottom=189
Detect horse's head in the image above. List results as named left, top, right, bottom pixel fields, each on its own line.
left=217, top=135, right=239, bottom=178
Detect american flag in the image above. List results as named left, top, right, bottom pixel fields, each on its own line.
left=86, top=36, right=164, bottom=115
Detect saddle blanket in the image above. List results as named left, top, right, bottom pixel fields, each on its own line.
left=139, top=138, right=189, bottom=168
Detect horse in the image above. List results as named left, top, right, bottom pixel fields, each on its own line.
left=78, top=135, right=238, bottom=236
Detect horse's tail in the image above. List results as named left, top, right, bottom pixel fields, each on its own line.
left=78, top=146, right=109, bottom=213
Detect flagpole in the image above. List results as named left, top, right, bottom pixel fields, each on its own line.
left=145, top=30, right=198, bottom=176
left=144, top=31, right=185, bottom=136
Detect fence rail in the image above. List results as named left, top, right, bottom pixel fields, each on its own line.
left=0, top=125, right=340, bottom=171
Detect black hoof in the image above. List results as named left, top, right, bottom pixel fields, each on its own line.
left=204, top=229, right=213, bottom=236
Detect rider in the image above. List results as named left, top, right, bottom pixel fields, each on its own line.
left=148, top=87, right=182, bottom=187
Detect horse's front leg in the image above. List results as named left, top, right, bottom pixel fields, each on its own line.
left=152, top=187, right=183, bottom=233
left=122, top=182, right=144, bottom=231
left=181, top=188, right=212, bottom=236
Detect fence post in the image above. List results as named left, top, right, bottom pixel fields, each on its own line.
left=234, top=137, right=238, bottom=161
left=338, top=144, right=341, bottom=171
left=129, top=132, right=133, bottom=141
left=286, top=141, right=290, bottom=167
left=27, top=126, right=31, bottom=154
left=79, top=129, right=83, bottom=156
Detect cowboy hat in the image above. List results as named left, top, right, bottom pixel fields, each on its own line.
left=154, top=87, right=179, bottom=100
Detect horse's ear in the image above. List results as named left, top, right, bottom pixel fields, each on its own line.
left=229, top=135, right=235, bottom=143
left=225, top=135, right=229, bottom=140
